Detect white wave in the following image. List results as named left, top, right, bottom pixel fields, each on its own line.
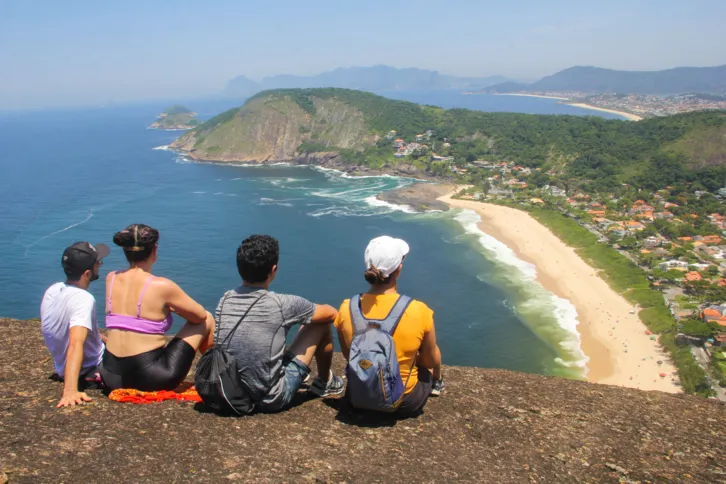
left=363, top=195, right=416, bottom=214
left=310, top=165, right=417, bottom=183
left=192, top=191, right=206, bottom=194
left=260, top=197, right=300, bottom=203
left=453, top=208, right=589, bottom=375
left=152, top=145, right=170, bottom=151
left=24, top=210, right=94, bottom=256
left=311, top=165, right=344, bottom=176
left=455, top=209, right=536, bottom=279
left=312, top=183, right=388, bottom=200
left=261, top=201, right=294, bottom=207
left=307, top=205, right=386, bottom=218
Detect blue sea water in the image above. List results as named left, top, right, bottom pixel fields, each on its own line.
left=0, top=93, right=621, bottom=379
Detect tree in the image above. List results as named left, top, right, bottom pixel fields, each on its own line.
left=679, top=319, right=715, bottom=339
left=620, top=236, right=638, bottom=249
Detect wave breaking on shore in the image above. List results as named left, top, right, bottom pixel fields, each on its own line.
left=453, top=209, right=590, bottom=377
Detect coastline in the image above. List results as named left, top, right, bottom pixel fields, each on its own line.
left=438, top=193, right=680, bottom=393
left=493, top=93, right=571, bottom=101
left=567, top=102, right=643, bottom=121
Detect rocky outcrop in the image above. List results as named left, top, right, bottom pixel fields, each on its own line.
left=377, top=183, right=456, bottom=212
left=149, top=111, right=200, bottom=130
left=3, top=318, right=725, bottom=483
left=170, top=94, right=375, bottom=162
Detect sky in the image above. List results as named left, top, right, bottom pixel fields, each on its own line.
left=1, top=0, right=725, bottom=110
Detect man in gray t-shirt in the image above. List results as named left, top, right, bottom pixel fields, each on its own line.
left=215, top=234, right=344, bottom=412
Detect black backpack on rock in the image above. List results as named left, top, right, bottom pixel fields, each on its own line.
left=194, top=293, right=265, bottom=415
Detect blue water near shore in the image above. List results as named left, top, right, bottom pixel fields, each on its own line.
left=0, top=93, right=622, bottom=379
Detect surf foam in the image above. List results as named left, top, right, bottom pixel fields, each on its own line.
left=453, top=209, right=589, bottom=376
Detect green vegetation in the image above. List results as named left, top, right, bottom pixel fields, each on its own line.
left=151, top=105, right=199, bottom=130
left=179, top=88, right=726, bottom=181
left=678, top=319, right=716, bottom=338
left=248, top=88, right=444, bottom=140
left=675, top=295, right=698, bottom=310
left=162, top=104, right=193, bottom=115
left=193, top=107, right=238, bottom=134
left=493, top=201, right=712, bottom=396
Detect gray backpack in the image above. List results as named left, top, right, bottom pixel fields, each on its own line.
left=346, top=294, right=413, bottom=412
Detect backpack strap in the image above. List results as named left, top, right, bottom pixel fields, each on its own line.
left=379, top=295, right=412, bottom=336
left=220, top=291, right=267, bottom=348
left=349, top=294, right=368, bottom=336
left=349, top=294, right=413, bottom=336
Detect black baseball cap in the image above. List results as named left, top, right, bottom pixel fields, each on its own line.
left=62, top=241, right=110, bottom=275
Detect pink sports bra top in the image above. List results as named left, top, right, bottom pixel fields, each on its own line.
left=105, top=272, right=173, bottom=335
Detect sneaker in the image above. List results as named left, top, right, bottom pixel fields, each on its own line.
left=309, top=372, right=345, bottom=397
left=430, top=378, right=445, bottom=396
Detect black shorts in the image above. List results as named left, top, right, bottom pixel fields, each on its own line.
left=100, top=338, right=196, bottom=392
left=397, top=366, right=433, bottom=415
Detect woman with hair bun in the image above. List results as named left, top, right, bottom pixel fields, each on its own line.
left=334, top=236, right=444, bottom=415
left=100, top=223, right=214, bottom=391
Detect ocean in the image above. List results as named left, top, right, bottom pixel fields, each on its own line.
left=0, top=93, right=622, bottom=380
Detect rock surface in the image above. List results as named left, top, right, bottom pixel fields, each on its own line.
left=377, top=183, right=455, bottom=212
left=170, top=94, right=375, bottom=162
left=1, top=318, right=725, bottom=483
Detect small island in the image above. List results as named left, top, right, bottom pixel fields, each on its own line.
left=148, top=105, right=200, bottom=130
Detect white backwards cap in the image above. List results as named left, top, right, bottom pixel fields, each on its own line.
left=364, top=236, right=410, bottom=279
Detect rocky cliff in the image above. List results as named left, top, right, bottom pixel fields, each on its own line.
left=170, top=92, right=376, bottom=162
left=2, top=318, right=725, bottom=483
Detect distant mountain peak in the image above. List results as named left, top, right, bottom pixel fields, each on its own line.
left=223, top=65, right=508, bottom=98
left=485, top=64, right=726, bottom=95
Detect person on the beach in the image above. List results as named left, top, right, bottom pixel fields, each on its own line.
left=215, top=234, right=344, bottom=412
left=335, top=235, right=444, bottom=415
left=100, top=224, right=215, bottom=391
left=41, top=241, right=109, bottom=408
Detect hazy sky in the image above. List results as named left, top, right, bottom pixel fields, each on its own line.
left=2, top=0, right=725, bottom=109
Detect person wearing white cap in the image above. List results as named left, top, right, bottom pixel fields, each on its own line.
left=334, top=235, right=444, bottom=414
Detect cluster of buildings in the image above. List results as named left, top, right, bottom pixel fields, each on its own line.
left=576, top=93, right=726, bottom=118
left=387, top=130, right=455, bottom=161
left=519, top=92, right=726, bottom=118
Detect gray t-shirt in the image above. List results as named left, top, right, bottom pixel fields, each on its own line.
left=214, top=286, right=315, bottom=407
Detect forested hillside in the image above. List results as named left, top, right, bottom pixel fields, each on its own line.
left=174, top=88, right=726, bottom=191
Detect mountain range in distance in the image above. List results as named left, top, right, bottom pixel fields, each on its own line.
left=482, top=64, right=726, bottom=95
left=222, top=64, right=726, bottom=99
left=223, top=65, right=509, bottom=98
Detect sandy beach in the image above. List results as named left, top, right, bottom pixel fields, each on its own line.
left=494, top=93, right=571, bottom=101
left=568, top=102, right=643, bottom=121
left=439, top=193, right=680, bottom=393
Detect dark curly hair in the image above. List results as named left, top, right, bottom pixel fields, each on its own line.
left=237, top=234, right=279, bottom=283
left=113, top=224, right=159, bottom=263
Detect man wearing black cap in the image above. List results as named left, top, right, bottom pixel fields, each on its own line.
left=40, top=241, right=109, bottom=408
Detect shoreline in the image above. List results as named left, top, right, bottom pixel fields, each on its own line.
left=485, top=93, right=643, bottom=121
left=494, top=93, right=571, bottom=101
left=567, top=102, right=643, bottom=121
left=438, top=193, right=680, bottom=393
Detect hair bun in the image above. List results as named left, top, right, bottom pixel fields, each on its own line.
left=112, top=229, right=135, bottom=248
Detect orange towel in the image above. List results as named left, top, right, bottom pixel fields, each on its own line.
left=108, top=385, right=201, bottom=404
